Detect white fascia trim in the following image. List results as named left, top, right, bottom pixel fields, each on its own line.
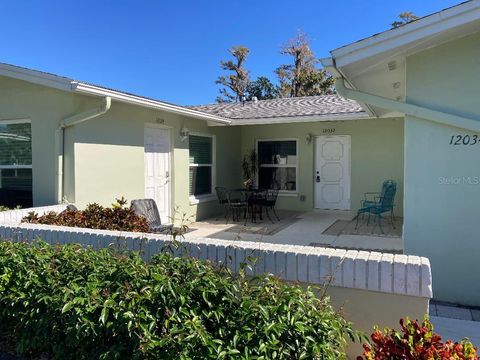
left=0, top=63, right=74, bottom=91
left=209, top=112, right=371, bottom=126
left=330, top=0, right=480, bottom=67
left=73, top=83, right=231, bottom=125
left=335, top=78, right=480, bottom=132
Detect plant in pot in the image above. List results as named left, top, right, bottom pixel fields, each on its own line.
left=242, top=149, right=258, bottom=189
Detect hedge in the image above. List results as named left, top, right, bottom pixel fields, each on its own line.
left=0, top=240, right=362, bottom=359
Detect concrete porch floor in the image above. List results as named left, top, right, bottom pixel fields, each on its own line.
left=186, top=210, right=403, bottom=253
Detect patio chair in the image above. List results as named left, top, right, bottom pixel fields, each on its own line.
left=215, top=186, right=230, bottom=222
left=131, top=199, right=174, bottom=234
left=66, top=204, right=78, bottom=211
left=227, top=190, right=248, bottom=225
left=355, top=180, right=397, bottom=233
left=247, top=189, right=267, bottom=223
left=259, top=188, right=280, bottom=223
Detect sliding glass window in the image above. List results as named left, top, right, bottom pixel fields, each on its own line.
left=0, top=120, right=32, bottom=208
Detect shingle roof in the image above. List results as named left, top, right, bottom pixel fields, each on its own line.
left=0, top=62, right=367, bottom=124
left=189, top=95, right=366, bottom=121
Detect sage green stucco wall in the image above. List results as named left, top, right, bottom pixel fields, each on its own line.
left=71, top=101, right=241, bottom=221
left=0, top=76, right=241, bottom=221
left=405, top=33, right=480, bottom=306
left=0, top=76, right=94, bottom=206
left=239, top=118, right=405, bottom=215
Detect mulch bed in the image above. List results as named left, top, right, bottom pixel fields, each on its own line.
left=0, top=329, right=49, bottom=360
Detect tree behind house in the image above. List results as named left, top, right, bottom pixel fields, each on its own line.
left=246, top=76, right=277, bottom=100
left=215, top=46, right=250, bottom=103
left=275, top=31, right=334, bottom=97
left=391, top=11, right=419, bottom=28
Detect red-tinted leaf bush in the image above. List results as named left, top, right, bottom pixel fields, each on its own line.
left=358, top=317, right=479, bottom=360
left=22, top=197, right=149, bottom=232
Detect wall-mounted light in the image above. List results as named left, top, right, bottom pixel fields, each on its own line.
left=180, top=127, right=190, bottom=142
left=305, top=133, right=313, bottom=144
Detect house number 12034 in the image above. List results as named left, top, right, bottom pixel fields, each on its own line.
left=449, top=134, right=479, bottom=146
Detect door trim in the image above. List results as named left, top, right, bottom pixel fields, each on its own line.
left=144, top=123, right=173, bottom=221
left=314, top=135, right=351, bottom=210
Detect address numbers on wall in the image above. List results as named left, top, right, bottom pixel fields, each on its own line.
left=449, top=134, right=479, bottom=146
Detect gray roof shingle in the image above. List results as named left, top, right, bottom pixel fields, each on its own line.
left=189, top=95, right=366, bottom=121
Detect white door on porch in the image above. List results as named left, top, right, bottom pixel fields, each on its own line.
left=144, top=126, right=171, bottom=223
left=314, top=135, right=351, bottom=210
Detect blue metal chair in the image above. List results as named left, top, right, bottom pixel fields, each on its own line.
left=355, top=180, right=397, bottom=233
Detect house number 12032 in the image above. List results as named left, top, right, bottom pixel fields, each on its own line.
left=449, top=134, right=479, bottom=146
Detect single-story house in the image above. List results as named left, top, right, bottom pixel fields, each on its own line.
left=0, top=0, right=479, bottom=305
left=0, top=64, right=403, bottom=220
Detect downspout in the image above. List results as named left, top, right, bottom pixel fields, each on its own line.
left=55, top=96, right=112, bottom=203
left=334, top=77, right=480, bottom=132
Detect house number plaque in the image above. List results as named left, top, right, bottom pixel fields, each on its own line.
left=449, top=134, right=479, bottom=146
left=322, top=128, right=336, bottom=134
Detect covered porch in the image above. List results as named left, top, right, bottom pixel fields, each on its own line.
left=186, top=209, right=403, bottom=253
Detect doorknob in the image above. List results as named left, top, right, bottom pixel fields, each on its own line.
left=165, top=171, right=169, bottom=178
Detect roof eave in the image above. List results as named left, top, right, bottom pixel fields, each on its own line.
left=0, top=63, right=74, bottom=92
left=208, top=112, right=371, bottom=126
left=73, top=83, right=231, bottom=124
left=0, top=62, right=231, bottom=125
left=330, top=0, right=480, bottom=68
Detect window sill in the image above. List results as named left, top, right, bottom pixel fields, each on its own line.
left=278, top=191, right=299, bottom=197
left=189, top=194, right=216, bottom=205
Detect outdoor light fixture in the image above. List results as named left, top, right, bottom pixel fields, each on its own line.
left=305, top=133, right=313, bottom=144
left=180, top=127, right=190, bottom=142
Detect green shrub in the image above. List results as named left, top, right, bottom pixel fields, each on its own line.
left=21, top=197, right=149, bottom=232
left=0, top=240, right=361, bottom=359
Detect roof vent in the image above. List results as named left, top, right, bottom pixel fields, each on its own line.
left=388, top=61, right=397, bottom=71
left=241, top=95, right=247, bottom=106
left=252, top=96, right=258, bottom=103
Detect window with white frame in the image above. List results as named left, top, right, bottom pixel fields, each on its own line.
left=189, top=134, right=214, bottom=197
left=0, top=120, right=32, bottom=207
left=257, top=139, right=297, bottom=192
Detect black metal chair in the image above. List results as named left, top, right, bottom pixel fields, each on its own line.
left=259, top=189, right=280, bottom=223
left=227, top=190, right=248, bottom=225
left=247, top=189, right=267, bottom=223
left=215, top=186, right=230, bottom=222
left=131, top=199, right=173, bottom=234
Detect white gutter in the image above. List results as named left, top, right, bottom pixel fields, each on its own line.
left=209, top=112, right=370, bottom=126
left=73, top=83, right=231, bottom=125
left=0, top=63, right=231, bottom=125
left=55, top=97, right=112, bottom=203
left=335, top=78, right=480, bottom=132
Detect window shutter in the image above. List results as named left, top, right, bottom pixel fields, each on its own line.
left=189, top=135, right=212, bottom=165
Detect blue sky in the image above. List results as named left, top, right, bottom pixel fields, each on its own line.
left=0, top=1, right=460, bottom=105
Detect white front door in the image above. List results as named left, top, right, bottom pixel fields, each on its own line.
left=144, top=126, right=171, bottom=223
left=314, top=135, right=351, bottom=210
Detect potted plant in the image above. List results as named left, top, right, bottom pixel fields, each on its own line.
left=242, top=149, right=258, bottom=189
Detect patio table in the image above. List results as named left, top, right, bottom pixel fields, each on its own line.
left=229, top=188, right=267, bottom=223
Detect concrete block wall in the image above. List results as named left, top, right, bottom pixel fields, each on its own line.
left=0, top=222, right=432, bottom=299
left=0, top=204, right=70, bottom=225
